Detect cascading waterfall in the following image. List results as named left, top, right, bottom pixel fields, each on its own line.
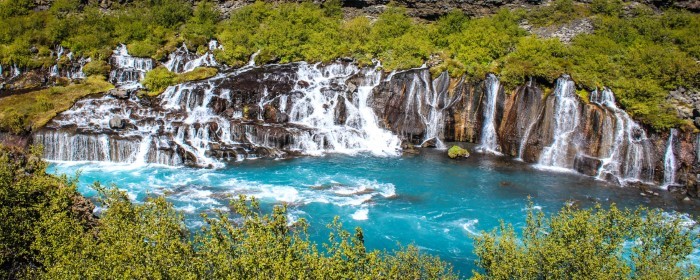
left=663, top=129, right=677, bottom=189
left=109, top=44, right=153, bottom=88
left=398, top=68, right=452, bottom=149
left=476, top=74, right=501, bottom=154
left=164, top=41, right=219, bottom=73
left=288, top=63, right=401, bottom=155
left=538, top=76, right=580, bottom=169
left=49, top=46, right=89, bottom=79
left=11, top=64, right=21, bottom=78
left=38, top=61, right=402, bottom=167
left=591, top=88, right=655, bottom=184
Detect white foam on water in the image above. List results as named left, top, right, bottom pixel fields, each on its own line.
left=459, top=219, right=480, bottom=236
left=351, top=208, right=369, bottom=221
left=176, top=204, right=198, bottom=213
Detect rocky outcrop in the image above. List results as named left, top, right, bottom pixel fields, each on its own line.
left=29, top=54, right=700, bottom=196
left=524, top=18, right=594, bottom=44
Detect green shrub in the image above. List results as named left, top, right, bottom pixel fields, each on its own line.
left=82, top=59, right=110, bottom=77
left=472, top=203, right=699, bottom=279
left=0, top=146, right=458, bottom=278
left=142, top=67, right=218, bottom=97
left=142, top=67, right=176, bottom=95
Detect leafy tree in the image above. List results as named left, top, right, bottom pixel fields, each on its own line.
left=472, top=203, right=699, bottom=279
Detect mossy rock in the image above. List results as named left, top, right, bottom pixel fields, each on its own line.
left=448, top=145, right=469, bottom=159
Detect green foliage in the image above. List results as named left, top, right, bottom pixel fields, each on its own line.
left=0, top=146, right=457, bottom=278
left=0, top=145, right=92, bottom=279
left=141, top=67, right=176, bottom=95
left=181, top=0, right=220, bottom=49
left=0, top=76, right=114, bottom=133
left=1, top=1, right=699, bottom=129
left=448, top=145, right=469, bottom=159
left=0, top=0, right=33, bottom=18
left=590, top=0, right=623, bottom=16
left=500, top=37, right=570, bottom=87
left=142, top=66, right=218, bottom=96
left=472, top=203, right=699, bottom=279
left=81, top=59, right=110, bottom=78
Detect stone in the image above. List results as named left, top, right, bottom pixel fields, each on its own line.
left=573, top=155, right=602, bottom=177
left=401, top=140, right=419, bottom=155
left=421, top=138, right=437, bottom=148
left=109, top=116, right=125, bottom=129
left=108, top=88, right=130, bottom=99
left=447, top=145, right=469, bottom=159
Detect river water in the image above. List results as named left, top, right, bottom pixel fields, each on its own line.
left=48, top=147, right=699, bottom=276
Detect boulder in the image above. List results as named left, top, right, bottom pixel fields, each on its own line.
left=108, top=88, right=130, bottom=99
left=401, top=140, right=419, bottom=155
left=447, top=145, right=469, bottom=159
left=421, top=138, right=437, bottom=148
left=109, top=116, right=125, bottom=129
left=573, top=155, right=602, bottom=177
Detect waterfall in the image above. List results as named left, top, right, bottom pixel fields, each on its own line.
left=663, top=129, right=677, bottom=189
left=476, top=74, right=501, bottom=154
left=288, top=63, right=401, bottom=155
left=11, top=65, right=20, bottom=78
left=109, top=44, right=153, bottom=88
left=39, top=62, right=402, bottom=167
left=164, top=41, right=219, bottom=74
left=49, top=46, right=89, bottom=80
left=537, top=76, right=580, bottom=169
left=591, top=88, right=655, bottom=184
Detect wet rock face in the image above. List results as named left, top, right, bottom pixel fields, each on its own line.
left=31, top=59, right=700, bottom=192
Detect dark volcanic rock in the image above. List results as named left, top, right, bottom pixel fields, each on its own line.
left=573, top=155, right=602, bottom=177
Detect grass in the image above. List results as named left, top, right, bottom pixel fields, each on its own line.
left=141, top=66, right=218, bottom=97
left=0, top=75, right=113, bottom=133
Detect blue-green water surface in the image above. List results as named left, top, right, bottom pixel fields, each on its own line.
left=48, top=149, right=700, bottom=276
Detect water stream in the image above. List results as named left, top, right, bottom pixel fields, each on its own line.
left=48, top=150, right=700, bottom=276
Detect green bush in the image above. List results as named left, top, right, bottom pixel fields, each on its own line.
left=142, top=67, right=176, bottom=94
left=0, top=146, right=458, bottom=279
left=472, top=203, right=699, bottom=279
left=1, top=1, right=699, bottom=129
left=81, top=59, right=110, bottom=77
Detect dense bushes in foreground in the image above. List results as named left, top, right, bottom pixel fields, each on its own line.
left=1, top=145, right=698, bottom=279
left=0, top=146, right=457, bottom=279
left=473, top=203, right=699, bottom=279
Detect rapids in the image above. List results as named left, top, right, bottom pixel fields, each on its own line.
left=48, top=149, right=700, bottom=276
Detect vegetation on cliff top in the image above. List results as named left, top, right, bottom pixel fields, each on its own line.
left=0, top=0, right=698, bottom=129
left=141, top=66, right=218, bottom=96
left=1, top=145, right=697, bottom=278
left=0, top=75, right=113, bottom=134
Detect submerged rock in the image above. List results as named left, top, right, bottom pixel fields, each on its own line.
left=448, top=145, right=469, bottom=159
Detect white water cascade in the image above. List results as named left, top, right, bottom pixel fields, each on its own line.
left=538, top=76, right=580, bottom=169
left=49, top=46, right=89, bottom=80
left=11, top=64, right=21, bottom=78
left=663, top=129, right=677, bottom=189
left=476, top=74, right=501, bottom=154
left=287, top=63, right=401, bottom=156
left=164, top=41, right=219, bottom=73
left=109, top=44, right=153, bottom=88
left=591, top=88, right=655, bottom=184
left=37, top=61, right=403, bottom=167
